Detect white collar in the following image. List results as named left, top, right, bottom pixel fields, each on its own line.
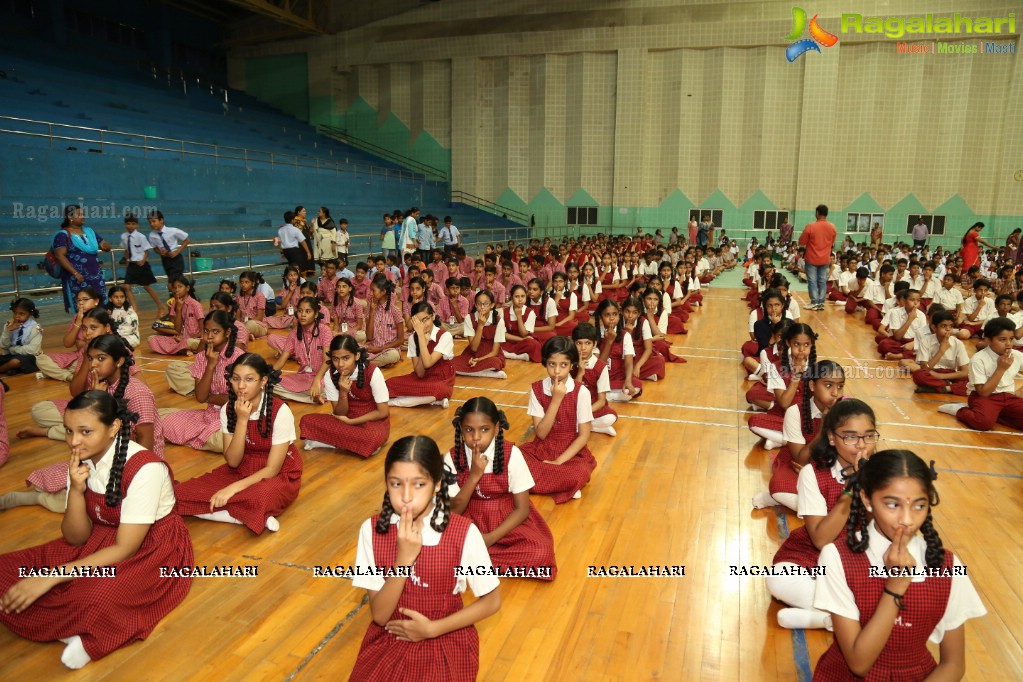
left=542, top=375, right=576, bottom=394
left=387, top=508, right=442, bottom=546
left=86, top=439, right=147, bottom=486
left=863, top=520, right=928, bottom=580
left=584, top=354, right=598, bottom=369
left=461, top=438, right=498, bottom=474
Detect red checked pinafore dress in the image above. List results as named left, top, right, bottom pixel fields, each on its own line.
left=162, top=345, right=245, bottom=449
left=350, top=513, right=482, bottom=682
left=581, top=359, right=617, bottom=422
left=812, top=547, right=954, bottom=681
left=519, top=381, right=597, bottom=504
left=526, top=299, right=555, bottom=346
left=773, top=464, right=844, bottom=570
left=451, top=442, right=557, bottom=580
left=174, top=397, right=303, bottom=533
left=769, top=412, right=822, bottom=498
left=299, top=365, right=390, bottom=458
left=0, top=452, right=193, bottom=660
left=605, top=334, right=643, bottom=396
left=452, top=314, right=506, bottom=373
left=386, top=331, right=455, bottom=400
left=501, top=307, right=542, bottom=363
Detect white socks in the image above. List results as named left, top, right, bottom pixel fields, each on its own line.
left=778, top=608, right=832, bottom=630
left=303, top=439, right=333, bottom=451
left=61, top=635, right=91, bottom=669
left=503, top=351, right=530, bottom=361
left=429, top=398, right=450, bottom=408
left=265, top=516, right=280, bottom=532
left=746, top=373, right=761, bottom=381
left=572, top=490, right=582, bottom=499
left=388, top=396, right=436, bottom=408
left=750, top=426, right=784, bottom=451
left=196, top=510, right=279, bottom=532
left=591, top=415, right=618, bottom=436
left=937, top=403, right=965, bottom=416
left=608, top=390, right=632, bottom=402
left=752, top=491, right=779, bottom=509
left=457, top=369, right=507, bottom=379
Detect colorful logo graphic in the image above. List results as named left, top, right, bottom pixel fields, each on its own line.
left=786, top=8, right=839, bottom=61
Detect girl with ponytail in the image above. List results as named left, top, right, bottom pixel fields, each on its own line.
left=0, top=390, right=192, bottom=670
left=300, top=334, right=390, bottom=458
left=10, top=335, right=163, bottom=513
left=386, top=301, right=456, bottom=408
left=271, top=296, right=332, bottom=404
left=350, top=435, right=501, bottom=681
left=34, top=286, right=101, bottom=382
left=446, top=397, right=556, bottom=580
left=767, top=399, right=876, bottom=632
left=173, top=353, right=303, bottom=534
left=161, top=310, right=244, bottom=453
left=204, top=291, right=249, bottom=352
left=746, top=322, right=817, bottom=448
left=365, top=273, right=404, bottom=368
left=814, top=449, right=986, bottom=680
left=147, top=275, right=203, bottom=356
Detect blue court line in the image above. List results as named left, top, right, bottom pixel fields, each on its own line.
left=774, top=507, right=813, bottom=682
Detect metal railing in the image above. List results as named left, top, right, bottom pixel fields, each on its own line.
left=0, top=116, right=432, bottom=183
left=316, top=125, right=449, bottom=183
left=449, top=191, right=529, bottom=225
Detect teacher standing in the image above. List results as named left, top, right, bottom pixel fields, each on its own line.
left=960, top=222, right=993, bottom=271
left=798, top=204, right=836, bottom=311
left=52, top=204, right=111, bottom=312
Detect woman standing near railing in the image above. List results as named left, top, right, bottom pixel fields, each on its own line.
left=53, top=205, right=112, bottom=312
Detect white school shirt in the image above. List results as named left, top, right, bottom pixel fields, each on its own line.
left=626, top=320, right=654, bottom=342
left=408, top=325, right=455, bottom=360
left=918, top=277, right=939, bottom=299
left=814, top=521, right=986, bottom=642
left=1010, top=312, right=1023, bottom=348
left=278, top=224, right=306, bottom=249
left=353, top=513, right=499, bottom=595
left=896, top=270, right=911, bottom=284
left=796, top=458, right=847, bottom=519
left=836, top=270, right=856, bottom=293
left=915, top=332, right=969, bottom=370
left=256, top=282, right=276, bottom=302
left=651, top=309, right=669, bottom=335
left=600, top=326, right=635, bottom=360
left=881, top=307, right=928, bottom=339
left=121, top=231, right=151, bottom=262
left=335, top=228, right=350, bottom=254
left=148, top=226, right=188, bottom=252
left=688, top=275, right=702, bottom=292
left=506, top=307, right=537, bottom=333
left=320, top=365, right=390, bottom=404
left=932, top=286, right=964, bottom=310
left=787, top=298, right=802, bottom=319
left=866, top=280, right=887, bottom=305
left=908, top=274, right=924, bottom=290
left=71, top=440, right=175, bottom=524
left=695, top=258, right=710, bottom=276
left=580, top=279, right=602, bottom=303
left=463, top=312, right=507, bottom=342
left=782, top=398, right=822, bottom=448
left=439, top=224, right=460, bottom=246
left=444, top=440, right=534, bottom=497
left=967, top=346, right=1023, bottom=395
left=764, top=359, right=805, bottom=392
left=585, top=354, right=611, bottom=394
left=526, top=376, right=593, bottom=426
left=529, top=297, right=560, bottom=321
left=219, top=395, right=296, bottom=445
left=962, top=296, right=996, bottom=323
left=935, top=261, right=947, bottom=278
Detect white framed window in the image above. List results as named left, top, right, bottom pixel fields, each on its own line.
left=846, top=212, right=885, bottom=234
left=906, top=214, right=945, bottom=236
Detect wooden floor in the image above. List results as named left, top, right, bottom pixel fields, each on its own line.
left=0, top=283, right=1021, bottom=681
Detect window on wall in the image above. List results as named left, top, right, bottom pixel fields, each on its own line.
left=752, top=210, right=789, bottom=231
left=905, top=214, right=946, bottom=236
left=846, top=212, right=885, bottom=234
left=567, top=207, right=598, bottom=226
left=688, top=209, right=723, bottom=227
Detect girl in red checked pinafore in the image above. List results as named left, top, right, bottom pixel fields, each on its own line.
left=174, top=353, right=303, bottom=534
left=34, top=286, right=100, bottom=382
left=161, top=310, right=244, bottom=453
left=621, top=296, right=667, bottom=382
left=572, top=322, right=618, bottom=437
left=349, top=435, right=501, bottom=682
left=747, top=323, right=816, bottom=450
left=596, top=252, right=623, bottom=303
left=518, top=337, right=596, bottom=504
left=452, top=290, right=507, bottom=379
left=446, top=397, right=556, bottom=580
left=756, top=361, right=844, bottom=512
left=0, top=390, right=192, bottom=669
left=595, top=299, right=642, bottom=401
left=147, top=275, right=203, bottom=356
left=658, top=262, right=689, bottom=334
left=524, top=278, right=558, bottom=346
left=501, top=285, right=542, bottom=363
left=767, top=400, right=875, bottom=632
left=271, top=296, right=332, bottom=404
left=235, top=270, right=269, bottom=339
left=549, top=272, right=580, bottom=337
left=812, top=450, right=986, bottom=679
left=300, top=334, right=390, bottom=458
left=386, top=301, right=455, bottom=408
left=579, top=261, right=603, bottom=314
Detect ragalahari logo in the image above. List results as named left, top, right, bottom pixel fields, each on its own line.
left=786, top=8, right=839, bottom=61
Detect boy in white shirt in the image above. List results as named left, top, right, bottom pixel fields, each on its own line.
left=904, top=308, right=970, bottom=394
left=876, top=289, right=928, bottom=360
left=938, top=317, right=1023, bottom=430
left=958, top=278, right=996, bottom=338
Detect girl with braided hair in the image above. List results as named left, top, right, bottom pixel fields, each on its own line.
left=350, top=435, right=501, bottom=681
left=193, top=291, right=249, bottom=352
left=747, top=322, right=818, bottom=449
left=365, top=274, right=404, bottom=368
left=755, top=361, right=846, bottom=511
left=596, top=299, right=641, bottom=401
left=331, top=277, right=366, bottom=342
left=300, top=334, right=390, bottom=457
left=271, top=296, right=333, bottom=403
left=147, top=275, right=203, bottom=356
left=7, top=335, right=163, bottom=513
left=386, top=301, right=455, bottom=409
left=767, top=399, right=876, bottom=632
left=173, top=353, right=302, bottom=533
left=34, top=287, right=100, bottom=382
left=452, top=290, right=508, bottom=379
left=813, top=450, right=986, bottom=680
left=445, top=397, right=556, bottom=580
left=160, top=311, right=244, bottom=453
left=0, top=390, right=192, bottom=669
left=267, top=281, right=331, bottom=355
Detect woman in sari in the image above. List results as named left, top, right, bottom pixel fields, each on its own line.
left=53, top=205, right=112, bottom=312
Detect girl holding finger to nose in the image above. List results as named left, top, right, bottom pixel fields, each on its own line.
left=173, top=353, right=303, bottom=534
left=350, top=435, right=501, bottom=682
left=812, top=450, right=986, bottom=680
left=446, top=398, right=556, bottom=580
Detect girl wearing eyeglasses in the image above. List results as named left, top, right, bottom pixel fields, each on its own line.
left=768, top=399, right=877, bottom=631
left=173, top=353, right=303, bottom=534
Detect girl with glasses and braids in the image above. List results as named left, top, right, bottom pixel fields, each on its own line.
left=0, top=390, right=192, bottom=669
left=445, top=398, right=556, bottom=580
left=767, top=399, right=876, bottom=632
left=173, top=353, right=303, bottom=534
left=161, top=311, right=243, bottom=453
left=350, top=435, right=501, bottom=681
left=386, top=301, right=456, bottom=409
left=813, top=450, right=986, bottom=680
left=6, top=335, right=163, bottom=514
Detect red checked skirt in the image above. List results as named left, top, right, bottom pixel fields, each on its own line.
left=519, top=381, right=597, bottom=504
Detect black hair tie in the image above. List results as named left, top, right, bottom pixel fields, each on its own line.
left=442, top=463, right=457, bottom=486
left=929, top=460, right=939, bottom=481
left=267, top=369, right=283, bottom=386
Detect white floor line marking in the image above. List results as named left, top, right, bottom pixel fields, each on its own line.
left=448, top=399, right=740, bottom=429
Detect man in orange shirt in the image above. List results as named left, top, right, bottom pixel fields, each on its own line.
left=798, top=204, right=837, bottom=310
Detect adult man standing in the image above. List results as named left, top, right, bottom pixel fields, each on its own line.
left=798, top=204, right=837, bottom=310
left=912, top=217, right=929, bottom=250
left=698, top=214, right=712, bottom=248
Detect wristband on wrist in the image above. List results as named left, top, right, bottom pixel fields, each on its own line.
left=883, top=587, right=906, bottom=610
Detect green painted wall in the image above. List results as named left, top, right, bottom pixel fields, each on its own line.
left=244, top=54, right=309, bottom=121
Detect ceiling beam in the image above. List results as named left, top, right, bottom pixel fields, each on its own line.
left=218, top=0, right=324, bottom=34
